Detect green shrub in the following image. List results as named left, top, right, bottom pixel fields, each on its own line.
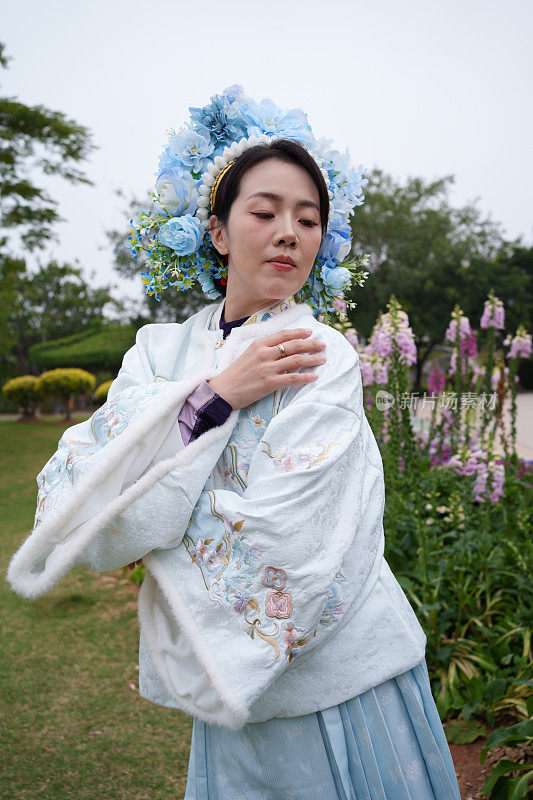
left=1, top=375, right=41, bottom=417
left=36, top=368, right=96, bottom=421
left=94, top=379, right=113, bottom=404
left=29, top=325, right=137, bottom=371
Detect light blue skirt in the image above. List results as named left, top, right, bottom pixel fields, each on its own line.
left=183, top=659, right=460, bottom=800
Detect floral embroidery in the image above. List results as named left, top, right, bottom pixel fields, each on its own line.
left=262, top=566, right=287, bottom=590
left=266, top=591, right=292, bottom=619
left=218, top=409, right=267, bottom=490
left=183, top=494, right=285, bottom=657
left=33, top=384, right=165, bottom=528
left=261, top=440, right=342, bottom=472
left=284, top=622, right=311, bottom=663
left=181, top=493, right=316, bottom=661
left=319, top=568, right=346, bottom=625
left=91, top=383, right=161, bottom=442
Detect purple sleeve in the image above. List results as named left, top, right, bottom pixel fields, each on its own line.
left=178, top=380, right=233, bottom=446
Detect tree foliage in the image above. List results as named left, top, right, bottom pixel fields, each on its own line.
left=0, top=42, right=97, bottom=252
left=347, top=168, right=532, bottom=385
left=0, top=258, right=116, bottom=378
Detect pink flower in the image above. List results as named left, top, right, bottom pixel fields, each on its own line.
left=373, top=361, right=389, bottom=384
left=429, top=363, right=446, bottom=396
left=446, top=449, right=506, bottom=503
left=262, top=566, right=287, bottom=590
left=505, top=329, right=532, bottom=361
left=371, top=327, right=394, bottom=359
left=480, top=297, right=505, bottom=330
left=266, top=591, right=292, bottom=619
left=359, top=354, right=375, bottom=386
left=284, top=622, right=298, bottom=649
left=344, top=329, right=359, bottom=349
left=445, top=315, right=472, bottom=344
left=460, top=331, right=478, bottom=360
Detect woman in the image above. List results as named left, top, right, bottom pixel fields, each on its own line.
left=8, top=89, right=460, bottom=799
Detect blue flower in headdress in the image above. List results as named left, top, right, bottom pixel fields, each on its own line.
left=159, top=128, right=215, bottom=176
left=153, top=166, right=199, bottom=217
left=196, top=268, right=220, bottom=299
left=157, top=215, right=203, bottom=256
left=221, top=84, right=245, bottom=105
left=238, top=98, right=314, bottom=146
left=189, top=94, right=247, bottom=151
left=329, top=149, right=369, bottom=207
left=321, top=265, right=351, bottom=290
left=317, top=222, right=352, bottom=265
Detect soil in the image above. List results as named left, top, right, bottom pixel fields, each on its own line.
left=450, top=739, right=532, bottom=799
left=449, top=740, right=490, bottom=799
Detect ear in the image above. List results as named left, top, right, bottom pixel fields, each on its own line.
left=209, top=215, right=229, bottom=256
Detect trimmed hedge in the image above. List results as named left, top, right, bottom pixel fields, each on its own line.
left=29, top=325, right=137, bottom=371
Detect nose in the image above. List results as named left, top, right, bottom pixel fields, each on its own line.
left=274, top=212, right=298, bottom=247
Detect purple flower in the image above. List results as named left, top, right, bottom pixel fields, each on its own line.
left=233, top=592, right=250, bottom=613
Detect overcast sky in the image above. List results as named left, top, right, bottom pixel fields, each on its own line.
left=2, top=0, right=532, bottom=309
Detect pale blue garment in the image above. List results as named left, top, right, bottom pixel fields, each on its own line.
left=183, top=659, right=460, bottom=800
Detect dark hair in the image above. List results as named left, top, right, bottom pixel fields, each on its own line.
left=210, top=138, right=329, bottom=297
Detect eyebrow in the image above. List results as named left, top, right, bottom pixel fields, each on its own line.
left=245, top=191, right=320, bottom=212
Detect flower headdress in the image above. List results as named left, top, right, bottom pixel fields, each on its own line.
left=128, top=84, right=370, bottom=321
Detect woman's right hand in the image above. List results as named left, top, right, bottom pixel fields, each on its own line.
left=207, top=328, right=327, bottom=411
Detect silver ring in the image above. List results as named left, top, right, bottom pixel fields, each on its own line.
left=276, top=343, right=286, bottom=358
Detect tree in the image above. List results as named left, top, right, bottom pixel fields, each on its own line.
left=0, top=42, right=97, bottom=253
left=1, top=375, right=40, bottom=419
left=1, top=259, right=117, bottom=377
left=347, top=168, right=527, bottom=388
left=36, top=367, right=96, bottom=422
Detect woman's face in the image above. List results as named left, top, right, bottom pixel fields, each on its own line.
left=209, top=158, right=323, bottom=314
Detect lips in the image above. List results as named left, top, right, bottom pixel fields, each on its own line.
left=268, top=260, right=296, bottom=271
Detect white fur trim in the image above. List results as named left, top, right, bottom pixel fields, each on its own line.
left=138, top=564, right=249, bottom=729
left=6, top=300, right=313, bottom=600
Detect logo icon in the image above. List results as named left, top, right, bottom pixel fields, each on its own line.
left=375, top=390, right=395, bottom=411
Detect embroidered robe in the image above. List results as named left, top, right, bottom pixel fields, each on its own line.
left=7, top=295, right=426, bottom=729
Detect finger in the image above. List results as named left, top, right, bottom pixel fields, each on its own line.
left=261, top=328, right=314, bottom=346
left=273, top=351, right=327, bottom=372
left=267, top=338, right=326, bottom=361
left=272, top=370, right=320, bottom=389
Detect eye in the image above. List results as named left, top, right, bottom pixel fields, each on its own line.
left=252, top=212, right=318, bottom=227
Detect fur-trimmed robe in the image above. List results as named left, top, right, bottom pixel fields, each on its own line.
left=7, top=296, right=426, bottom=729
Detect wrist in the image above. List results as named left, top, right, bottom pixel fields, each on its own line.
left=207, top=378, right=235, bottom=409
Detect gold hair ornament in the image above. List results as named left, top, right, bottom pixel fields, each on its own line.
left=210, top=159, right=236, bottom=211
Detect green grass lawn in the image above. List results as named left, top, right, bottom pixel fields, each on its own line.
left=1, top=417, right=193, bottom=800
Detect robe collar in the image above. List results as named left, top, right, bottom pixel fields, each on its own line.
left=207, top=295, right=299, bottom=334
